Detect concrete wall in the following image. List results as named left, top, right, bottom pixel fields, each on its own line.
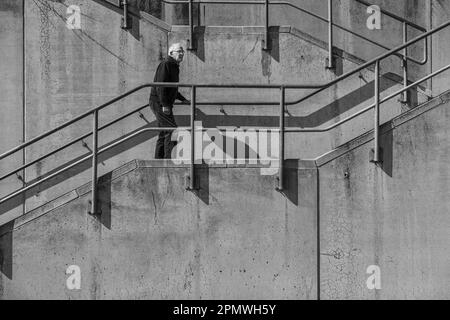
left=2, top=0, right=416, bottom=223
left=2, top=91, right=450, bottom=299
left=319, top=92, right=450, bottom=299
left=22, top=0, right=168, bottom=212
left=170, top=27, right=411, bottom=160
left=2, top=0, right=440, bottom=221
left=0, top=162, right=318, bottom=299
left=0, top=1, right=24, bottom=223
left=166, top=0, right=450, bottom=91
left=1, top=0, right=448, bottom=250
left=431, top=0, right=450, bottom=95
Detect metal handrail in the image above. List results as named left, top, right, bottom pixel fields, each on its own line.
left=0, top=104, right=150, bottom=183
left=161, top=0, right=427, bottom=62
left=285, top=63, right=450, bottom=133
left=187, top=20, right=443, bottom=107
left=271, top=0, right=427, bottom=64
left=0, top=84, right=153, bottom=161
left=161, top=0, right=425, bottom=30
left=1, top=21, right=449, bottom=218
left=160, top=0, right=428, bottom=103
left=1, top=62, right=448, bottom=210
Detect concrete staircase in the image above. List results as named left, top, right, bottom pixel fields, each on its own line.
left=1, top=89, right=449, bottom=299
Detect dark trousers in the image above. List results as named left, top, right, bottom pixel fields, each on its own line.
left=150, top=100, right=177, bottom=159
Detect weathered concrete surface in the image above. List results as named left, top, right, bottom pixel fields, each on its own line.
left=170, top=27, right=407, bottom=159
left=319, top=92, right=450, bottom=299
left=2, top=91, right=450, bottom=299
left=1, top=0, right=447, bottom=249
left=169, top=0, right=432, bottom=84
left=431, top=0, right=450, bottom=95
left=2, top=0, right=435, bottom=219
left=23, top=0, right=168, bottom=211
left=2, top=3, right=411, bottom=222
left=0, top=1, right=24, bottom=223
left=0, top=163, right=317, bottom=299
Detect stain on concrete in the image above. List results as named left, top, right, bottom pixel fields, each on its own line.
left=151, top=191, right=157, bottom=225
left=35, top=0, right=52, bottom=88
left=158, top=39, right=164, bottom=62
left=118, top=28, right=128, bottom=94
left=182, top=260, right=194, bottom=293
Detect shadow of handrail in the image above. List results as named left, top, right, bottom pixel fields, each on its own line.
left=3, top=62, right=449, bottom=215
left=1, top=21, right=447, bottom=165
left=161, top=0, right=428, bottom=64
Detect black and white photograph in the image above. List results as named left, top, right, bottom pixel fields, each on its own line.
left=0, top=0, right=449, bottom=305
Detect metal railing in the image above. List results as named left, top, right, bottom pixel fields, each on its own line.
left=0, top=21, right=449, bottom=222
left=160, top=0, right=428, bottom=102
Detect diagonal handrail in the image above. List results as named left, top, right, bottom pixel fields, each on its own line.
left=0, top=20, right=447, bottom=164
left=0, top=61, right=448, bottom=218
left=0, top=84, right=152, bottom=161
left=160, top=0, right=428, bottom=105
left=1, top=20, right=449, bottom=218
left=160, top=0, right=427, bottom=63
left=0, top=104, right=150, bottom=182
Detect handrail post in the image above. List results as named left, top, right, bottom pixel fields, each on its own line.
left=188, top=0, right=195, bottom=50
left=276, top=86, right=285, bottom=191
left=326, top=0, right=334, bottom=69
left=402, top=22, right=409, bottom=103
left=187, top=86, right=196, bottom=190
left=371, top=60, right=381, bottom=164
left=89, top=110, right=99, bottom=215
left=121, top=0, right=130, bottom=30
left=263, top=0, right=270, bottom=51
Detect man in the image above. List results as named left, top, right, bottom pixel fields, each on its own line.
left=150, top=43, right=190, bottom=159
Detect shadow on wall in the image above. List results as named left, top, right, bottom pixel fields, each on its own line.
left=285, top=72, right=399, bottom=128
left=268, top=27, right=280, bottom=63
left=379, top=125, right=393, bottom=178
left=128, top=12, right=141, bottom=40
left=0, top=106, right=396, bottom=281
left=0, top=222, right=13, bottom=280
left=192, top=26, right=206, bottom=62
left=192, top=166, right=209, bottom=205
left=97, top=172, right=113, bottom=229
left=91, top=0, right=142, bottom=40
left=134, top=0, right=162, bottom=19
left=282, top=163, right=299, bottom=206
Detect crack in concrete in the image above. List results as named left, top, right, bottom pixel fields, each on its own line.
left=242, top=37, right=259, bottom=63
left=151, top=191, right=157, bottom=225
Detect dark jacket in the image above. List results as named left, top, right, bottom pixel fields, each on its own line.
left=150, top=56, right=186, bottom=108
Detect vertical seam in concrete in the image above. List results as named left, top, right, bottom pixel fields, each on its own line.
left=429, top=0, right=433, bottom=95
left=22, top=0, right=26, bottom=217
left=316, top=164, right=320, bottom=300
